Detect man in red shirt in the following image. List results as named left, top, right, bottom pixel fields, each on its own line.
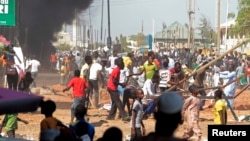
left=63, top=70, right=88, bottom=123
left=107, top=57, right=130, bottom=121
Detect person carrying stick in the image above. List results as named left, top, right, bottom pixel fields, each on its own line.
left=191, top=61, right=210, bottom=110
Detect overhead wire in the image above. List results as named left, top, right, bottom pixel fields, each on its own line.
left=90, top=0, right=159, bottom=7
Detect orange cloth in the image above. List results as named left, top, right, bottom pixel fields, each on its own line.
left=50, top=54, right=57, bottom=63
left=154, top=59, right=160, bottom=69
left=0, top=55, right=6, bottom=66
left=40, top=117, right=61, bottom=131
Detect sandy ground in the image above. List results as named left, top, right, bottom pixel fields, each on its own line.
left=1, top=72, right=250, bottom=141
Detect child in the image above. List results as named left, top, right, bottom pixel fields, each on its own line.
left=0, top=113, right=28, bottom=138
left=130, top=89, right=145, bottom=141
left=69, top=104, right=95, bottom=141
left=63, top=69, right=88, bottom=123
left=182, top=85, right=211, bottom=141
left=40, top=100, right=62, bottom=131
left=213, top=89, right=227, bottom=125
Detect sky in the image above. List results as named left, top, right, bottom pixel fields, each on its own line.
left=78, top=0, right=238, bottom=41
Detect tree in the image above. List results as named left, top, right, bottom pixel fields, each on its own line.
left=198, top=15, right=213, bottom=43
left=137, top=33, right=146, bottom=47
left=119, top=34, right=131, bottom=52
left=228, top=12, right=235, bottom=19
left=236, top=0, right=250, bottom=36
left=115, top=36, right=120, bottom=44
left=128, top=33, right=146, bottom=47
left=129, top=35, right=137, bottom=41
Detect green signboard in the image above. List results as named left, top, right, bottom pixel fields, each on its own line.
left=0, top=0, right=16, bottom=26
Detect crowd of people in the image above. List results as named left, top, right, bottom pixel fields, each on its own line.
left=0, top=47, right=249, bottom=141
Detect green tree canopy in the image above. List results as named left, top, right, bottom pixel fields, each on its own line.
left=236, top=0, right=250, bottom=36
left=119, top=34, right=131, bottom=52
left=198, top=15, right=213, bottom=40
left=129, top=33, right=146, bottom=47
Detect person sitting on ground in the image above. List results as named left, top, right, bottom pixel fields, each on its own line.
left=40, top=100, right=63, bottom=132
left=69, top=104, right=95, bottom=141
left=139, top=92, right=187, bottom=141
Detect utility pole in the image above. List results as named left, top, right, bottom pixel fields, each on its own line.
left=187, top=0, right=195, bottom=50
left=217, top=0, right=221, bottom=54
left=225, top=0, right=229, bottom=50
left=107, top=0, right=112, bottom=49
left=100, top=0, right=104, bottom=49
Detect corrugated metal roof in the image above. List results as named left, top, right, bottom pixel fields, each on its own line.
left=154, top=21, right=203, bottom=39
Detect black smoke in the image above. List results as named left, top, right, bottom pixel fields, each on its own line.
left=18, top=0, right=93, bottom=66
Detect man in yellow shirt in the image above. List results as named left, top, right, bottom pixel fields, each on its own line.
left=123, top=52, right=133, bottom=68
left=213, top=89, right=227, bottom=125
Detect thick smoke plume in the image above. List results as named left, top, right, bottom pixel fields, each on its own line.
left=18, top=0, right=93, bottom=65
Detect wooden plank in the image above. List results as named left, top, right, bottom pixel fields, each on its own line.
left=182, top=96, right=234, bottom=99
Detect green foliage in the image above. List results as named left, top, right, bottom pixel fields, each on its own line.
left=228, top=12, right=235, bottom=19
left=236, top=0, right=250, bottom=36
left=198, top=15, right=213, bottom=41
left=129, top=33, right=146, bottom=46
left=115, top=36, right=120, bottom=44
left=119, top=34, right=131, bottom=52
left=137, top=33, right=146, bottom=47
left=57, top=43, right=72, bottom=51
left=129, top=35, right=137, bottom=40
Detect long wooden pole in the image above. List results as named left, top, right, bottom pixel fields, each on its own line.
left=177, top=74, right=245, bottom=93
left=166, top=39, right=250, bottom=91
left=234, top=83, right=250, bottom=99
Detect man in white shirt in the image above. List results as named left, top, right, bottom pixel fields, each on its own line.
left=196, top=49, right=202, bottom=65
left=108, top=50, right=118, bottom=69
left=74, top=53, right=82, bottom=69
left=142, top=74, right=160, bottom=96
left=26, top=56, right=40, bottom=88
left=118, top=67, right=130, bottom=97
left=80, top=56, right=92, bottom=79
left=159, top=61, right=171, bottom=92
left=168, top=57, right=175, bottom=69
left=89, top=61, right=103, bottom=108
